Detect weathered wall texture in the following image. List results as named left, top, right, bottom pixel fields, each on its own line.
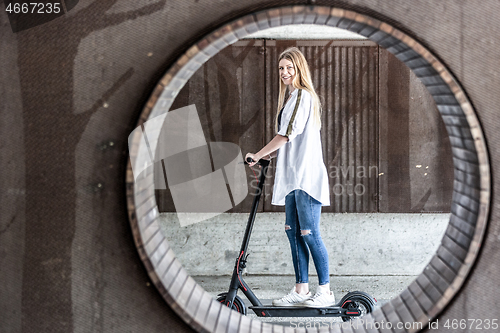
left=1, top=1, right=499, bottom=332
left=159, top=212, right=449, bottom=276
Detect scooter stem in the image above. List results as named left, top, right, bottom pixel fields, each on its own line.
left=222, top=159, right=270, bottom=309
left=240, top=159, right=270, bottom=255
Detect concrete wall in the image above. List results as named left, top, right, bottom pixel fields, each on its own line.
left=159, top=213, right=449, bottom=276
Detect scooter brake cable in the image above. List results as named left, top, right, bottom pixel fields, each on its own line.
left=249, top=165, right=259, bottom=185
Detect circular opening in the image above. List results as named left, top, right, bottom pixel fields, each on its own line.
left=126, top=6, right=490, bottom=332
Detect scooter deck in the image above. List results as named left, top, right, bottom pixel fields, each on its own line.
left=249, top=305, right=361, bottom=318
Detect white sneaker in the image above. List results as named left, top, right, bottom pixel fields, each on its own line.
left=301, top=290, right=336, bottom=308
left=272, top=288, right=312, bottom=306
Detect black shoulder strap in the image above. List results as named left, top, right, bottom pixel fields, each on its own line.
left=285, top=89, right=302, bottom=137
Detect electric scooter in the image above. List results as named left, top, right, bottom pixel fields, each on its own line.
left=217, top=157, right=377, bottom=321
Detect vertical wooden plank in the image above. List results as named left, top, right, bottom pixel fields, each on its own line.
left=379, top=47, right=453, bottom=213
left=228, top=40, right=266, bottom=213
left=342, top=44, right=349, bottom=212
left=347, top=46, right=355, bottom=212
left=371, top=46, right=380, bottom=212
left=333, top=45, right=342, bottom=212
left=263, top=39, right=296, bottom=212
left=378, top=47, right=389, bottom=213
left=355, top=46, right=362, bottom=212
left=324, top=45, right=334, bottom=213
left=378, top=50, right=411, bottom=212
left=263, top=39, right=276, bottom=212
left=360, top=47, right=367, bottom=212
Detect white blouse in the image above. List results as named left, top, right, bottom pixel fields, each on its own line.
left=271, top=88, right=330, bottom=206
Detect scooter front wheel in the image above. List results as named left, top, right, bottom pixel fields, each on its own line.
left=340, top=291, right=376, bottom=322
left=217, top=293, right=247, bottom=315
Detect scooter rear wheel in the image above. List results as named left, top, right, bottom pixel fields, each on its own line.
left=216, top=293, right=247, bottom=315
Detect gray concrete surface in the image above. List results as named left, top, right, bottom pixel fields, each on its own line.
left=159, top=212, right=449, bottom=276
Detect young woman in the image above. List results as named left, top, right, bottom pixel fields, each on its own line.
left=245, top=47, right=334, bottom=307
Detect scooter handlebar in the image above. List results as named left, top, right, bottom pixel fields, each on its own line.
left=244, top=157, right=270, bottom=167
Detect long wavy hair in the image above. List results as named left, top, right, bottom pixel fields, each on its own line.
left=275, top=47, right=322, bottom=132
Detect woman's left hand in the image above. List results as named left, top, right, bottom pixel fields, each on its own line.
left=245, top=153, right=259, bottom=167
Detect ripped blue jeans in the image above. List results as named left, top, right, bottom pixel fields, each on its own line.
left=285, top=189, right=330, bottom=285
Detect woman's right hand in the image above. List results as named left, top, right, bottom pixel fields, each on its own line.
left=245, top=153, right=259, bottom=167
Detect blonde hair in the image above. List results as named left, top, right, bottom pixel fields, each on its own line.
left=275, top=47, right=322, bottom=132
